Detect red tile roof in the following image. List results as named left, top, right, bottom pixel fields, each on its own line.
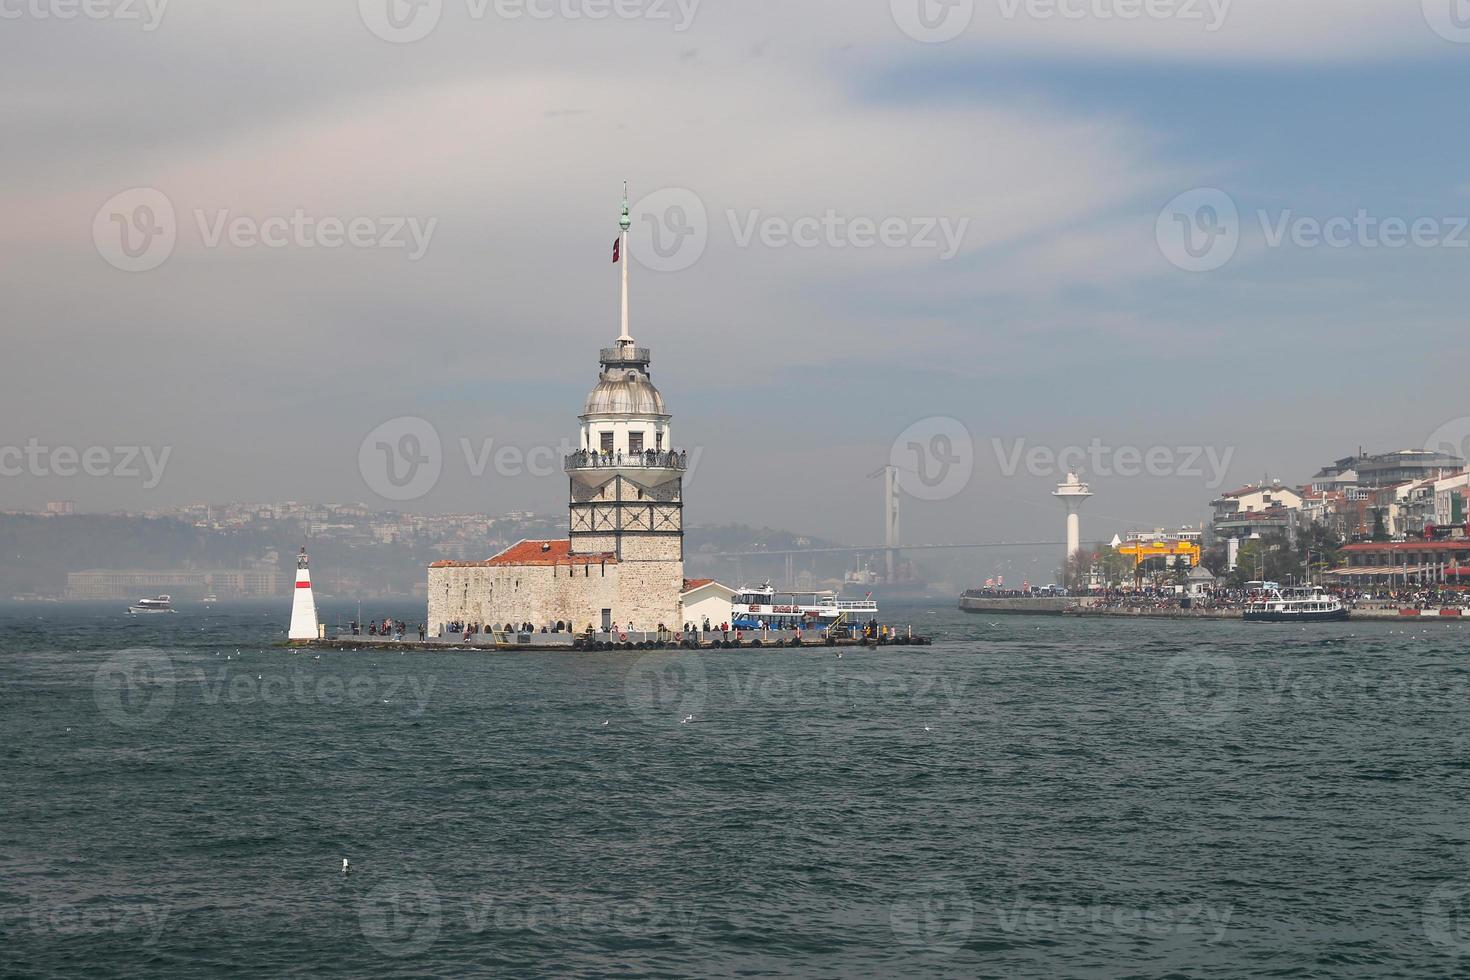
left=683, top=578, right=715, bottom=592
left=428, top=539, right=616, bottom=569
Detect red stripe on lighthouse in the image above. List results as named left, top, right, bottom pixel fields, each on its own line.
left=296, top=580, right=311, bottom=588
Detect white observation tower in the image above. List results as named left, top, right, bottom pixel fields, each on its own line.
left=1053, top=473, right=1093, bottom=580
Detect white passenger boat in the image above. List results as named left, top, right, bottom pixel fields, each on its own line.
left=1243, top=585, right=1348, bottom=623
left=128, top=595, right=175, bottom=614
left=730, top=585, right=878, bottom=630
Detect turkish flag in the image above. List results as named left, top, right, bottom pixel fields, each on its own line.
left=612, top=238, right=621, bottom=263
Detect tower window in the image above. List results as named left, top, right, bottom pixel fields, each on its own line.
left=600, top=432, right=614, bottom=454
left=629, top=432, right=644, bottom=454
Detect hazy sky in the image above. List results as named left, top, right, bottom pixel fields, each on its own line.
left=4, top=0, right=1470, bottom=559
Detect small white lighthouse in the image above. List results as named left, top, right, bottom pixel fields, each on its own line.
left=288, top=546, right=319, bottom=642
left=1053, top=473, right=1093, bottom=578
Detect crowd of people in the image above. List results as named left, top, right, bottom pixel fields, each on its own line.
left=1083, top=584, right=1470, bottom=612
left=349, top=618, right=425, bottom=641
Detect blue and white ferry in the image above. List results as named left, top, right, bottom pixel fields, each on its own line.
left=730, top=585, right=879, bottom=631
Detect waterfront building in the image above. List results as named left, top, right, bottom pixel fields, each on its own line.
left=426, top=191, right=687, bottom=635
left=1326, top=541, right=1470, bottom=587
left=681, top=579, right=735, bottom=628
left=1210, top=481, right=1304, bottom=544
left=65, top=567, right=281, bottom=599
left=1311, top=449, right=1465, bottom=490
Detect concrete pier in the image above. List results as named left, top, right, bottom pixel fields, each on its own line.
left=297, top=629, right=933, bottom=653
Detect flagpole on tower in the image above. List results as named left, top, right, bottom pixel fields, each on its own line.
left=618, top=181, right=633, bottom=344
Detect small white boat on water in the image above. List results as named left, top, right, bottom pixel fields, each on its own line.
left=128, top=595, right=175, bottom=614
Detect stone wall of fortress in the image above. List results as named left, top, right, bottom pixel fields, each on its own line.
left=427, top=558, right=683, bottom=634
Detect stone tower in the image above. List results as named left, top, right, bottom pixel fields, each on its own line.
left=565, top=186, right=685, bottom=597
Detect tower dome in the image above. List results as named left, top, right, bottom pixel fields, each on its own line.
left=584, top=374, right=667, bottom=417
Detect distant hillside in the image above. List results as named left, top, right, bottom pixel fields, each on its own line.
left=0, top=513, right=851, bottom=599
left=0, top=514, right=279, bottom=597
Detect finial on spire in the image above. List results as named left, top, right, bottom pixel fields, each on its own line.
left=619, top=181, right=631, bottom=233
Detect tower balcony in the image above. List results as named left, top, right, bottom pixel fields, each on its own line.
left=600, top=346, right=651, bottom=367
left=566, top=449, right=687, bottom=474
